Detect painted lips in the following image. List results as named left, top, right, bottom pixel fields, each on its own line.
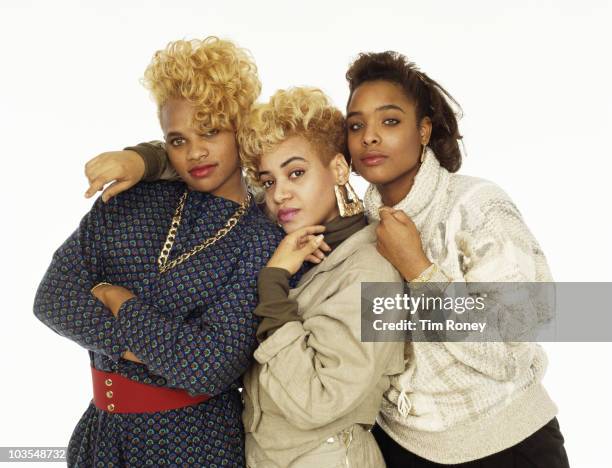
left=360, top=153, right=388, bottom=166
left=189, top=164, right=217, bottom=178
left=277, top=208, right=300, bottom=223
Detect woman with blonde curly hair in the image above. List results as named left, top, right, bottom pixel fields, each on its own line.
left=238, top=88, right=403, bottom=467
left=34, top=37, right=284, bottom=466
left=83, top=87, right=404, bottom=467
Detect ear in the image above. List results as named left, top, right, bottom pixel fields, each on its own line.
left=330, top=153, right=350, bottom=184
left=419, top=116, right=432, bottom=146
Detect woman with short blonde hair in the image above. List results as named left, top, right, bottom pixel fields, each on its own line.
left=34, top=37, right=281, bottom=467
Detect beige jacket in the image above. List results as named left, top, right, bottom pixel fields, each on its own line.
left=242, top=224, right=404, bottom=467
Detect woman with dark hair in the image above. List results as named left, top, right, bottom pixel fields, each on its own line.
left=345, top=51, right=569, bottom=467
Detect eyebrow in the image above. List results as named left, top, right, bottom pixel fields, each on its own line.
left=164, top=131, right=184, bottom=139
left=258, top=156, right=307, bottom=177
left=346, top=104, right=406, bottom=119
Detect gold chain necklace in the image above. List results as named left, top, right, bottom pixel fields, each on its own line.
left=157, top=189, right=251, bottom=274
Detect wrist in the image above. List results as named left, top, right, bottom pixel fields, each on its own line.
left=128, top=150, right=146, bottom=179
left=91, top=282, right=112, bottom=304
left=122, top=148, right=148, bottom=181
left=408, top=262, right=438, bottom=283
left=401, top=257, right=433, bottom=281
left=265, top=260, right=292, bottom=275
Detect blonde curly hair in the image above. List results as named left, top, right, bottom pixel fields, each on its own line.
left=240, top=87, right=346, bottom=186
left=143, top=37, right=261, bottom=133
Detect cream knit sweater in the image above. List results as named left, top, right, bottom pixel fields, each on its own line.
left=364, top=148, right=557, bottom=464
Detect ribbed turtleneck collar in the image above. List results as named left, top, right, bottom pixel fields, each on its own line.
left=364, top=147, right=443, bottom=222
left=322, top=213, right=368, bottom=251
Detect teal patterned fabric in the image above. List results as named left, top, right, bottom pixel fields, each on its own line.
left=34, top=181, right=283, bottom=467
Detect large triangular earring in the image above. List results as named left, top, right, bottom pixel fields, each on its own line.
left=334, top=180, right=364, bottom=217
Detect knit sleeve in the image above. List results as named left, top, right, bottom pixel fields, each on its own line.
left=113, top=253, right=260, bottom=396
left=124, top=141, right=180, bottom=182
left=33, top=197, right=124, bottom=361
left=413, top=182, right=553, bottom=381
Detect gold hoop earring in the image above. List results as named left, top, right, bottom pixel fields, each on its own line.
left=334, top=181, right=364, bottom=217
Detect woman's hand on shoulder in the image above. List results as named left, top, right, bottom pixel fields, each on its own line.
left=266, top=225, right=330, bottom=275
left=84, top=150, right=145, bottom=202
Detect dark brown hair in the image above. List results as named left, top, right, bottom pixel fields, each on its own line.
left=346, top=51, right=463, bottom=173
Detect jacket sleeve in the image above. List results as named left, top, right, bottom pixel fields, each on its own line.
left=124, top=141, right=180, bottom=182
left=33, top=197, right=124, bottom=361
left=412, top=182, right=554, bottom=381
left=114, top=255, right=260, bottom=396
left=253, top=265, right=404, bottom=430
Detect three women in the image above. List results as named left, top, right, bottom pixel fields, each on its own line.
left=36, top=38, right=570, bottom=466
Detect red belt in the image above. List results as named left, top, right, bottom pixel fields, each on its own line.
left=91, top=366, right=210, bottom=414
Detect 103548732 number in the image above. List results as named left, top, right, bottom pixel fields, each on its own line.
left=2, top=447, right=67, bottom=462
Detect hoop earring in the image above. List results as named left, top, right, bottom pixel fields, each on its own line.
left=420, top=144, right=428, bottom=163
left=334, top=181, right=364, bottom=217
left=348, top=160, right=362, bottom=178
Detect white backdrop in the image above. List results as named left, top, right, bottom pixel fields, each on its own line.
left=1, top=1, right=610, bottom=466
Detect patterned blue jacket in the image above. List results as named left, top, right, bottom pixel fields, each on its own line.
left=33, top=181, right=283, bottom=466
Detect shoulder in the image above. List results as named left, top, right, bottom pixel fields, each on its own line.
left=243, top=205, right=284, bottom=246
left=447, top=174, right=514, bottom=206
left=444, top=174, right=523, bottom=223
left=102, top=181, right=184, bottom=215
left=238, top=205, right=283, bottom=268
left=338, top=225, right=403, bottom=283
left=85, top=181, right=183, bottom=225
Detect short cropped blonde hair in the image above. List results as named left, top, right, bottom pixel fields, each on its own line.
left=240, top=87, right=346, bottom=186
left=143, top=37, right=261, bottom=133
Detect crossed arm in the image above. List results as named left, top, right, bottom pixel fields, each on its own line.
left=34, top=196, right=261, bottom=395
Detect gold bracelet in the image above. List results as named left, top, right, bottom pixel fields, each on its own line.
left=90, top=282, right=112, bottom=294
left=411, top=263, right=438, bottom=283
